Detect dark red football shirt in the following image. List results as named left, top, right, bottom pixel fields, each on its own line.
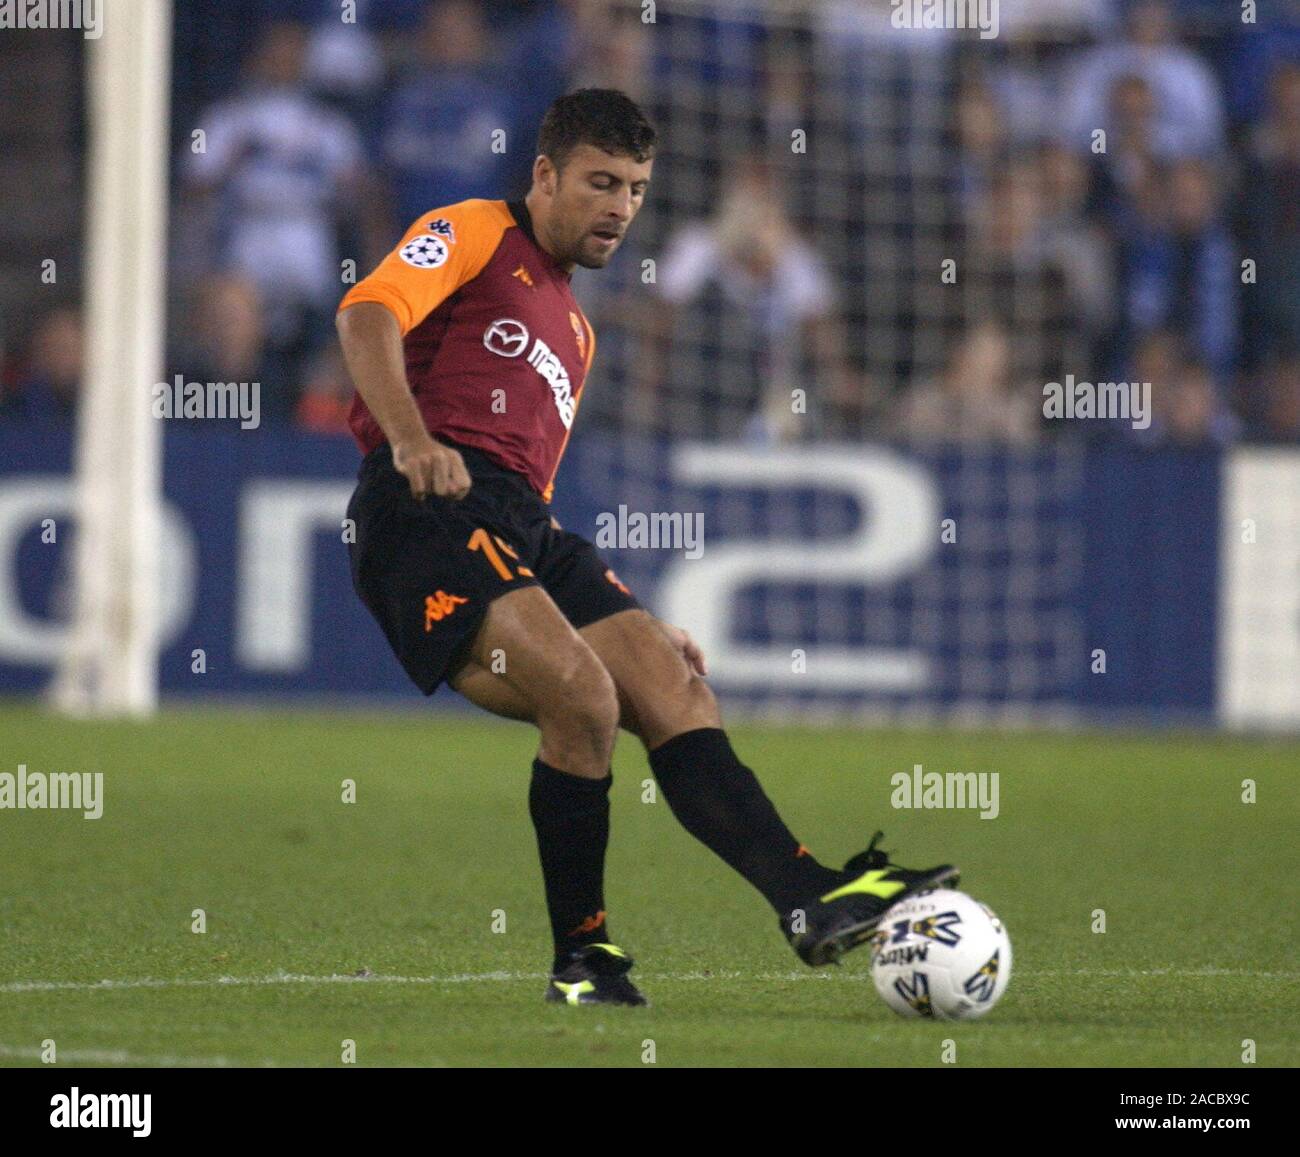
left=339, top=198, right=596, bottom=501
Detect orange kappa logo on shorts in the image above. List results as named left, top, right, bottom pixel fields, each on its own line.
left=424, top=590, right=469, bottom=630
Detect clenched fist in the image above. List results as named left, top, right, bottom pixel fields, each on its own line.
left=392, top=433, right=471, bottom=501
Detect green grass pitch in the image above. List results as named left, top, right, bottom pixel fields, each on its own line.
left=1, top=703, right=1296, bottom=1067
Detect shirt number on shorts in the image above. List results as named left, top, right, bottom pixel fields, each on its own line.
left=468, top=528, right=534, bottom=581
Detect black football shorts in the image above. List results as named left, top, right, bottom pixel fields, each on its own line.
left=346, top=439, right=640, bottom=694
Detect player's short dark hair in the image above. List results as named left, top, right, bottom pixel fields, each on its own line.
left=537, top=88, right=657, bottom=173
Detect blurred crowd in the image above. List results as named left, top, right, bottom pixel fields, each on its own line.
left=1, top=0, right=1296, bottom=446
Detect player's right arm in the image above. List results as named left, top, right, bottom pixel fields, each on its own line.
left=335, top=200, right=509, bottom=499
left=335, top=303, right=470, bottom=499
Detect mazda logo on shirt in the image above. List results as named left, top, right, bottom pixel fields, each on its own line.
left=483, top=319, right=530, bottom=357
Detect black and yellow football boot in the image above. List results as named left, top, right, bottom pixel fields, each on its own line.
left=544, top=942, right=648, bottom=1007
left=781, top=832, right=960, bottom=966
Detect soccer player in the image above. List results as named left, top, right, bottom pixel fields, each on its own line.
left=336, top=89, right=959, bottom=1006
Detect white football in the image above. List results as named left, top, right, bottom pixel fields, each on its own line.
left=868, top=889, right=1012, bottom=1020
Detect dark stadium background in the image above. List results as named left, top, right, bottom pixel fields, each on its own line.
left=0, top=1, right=1297, bottom=721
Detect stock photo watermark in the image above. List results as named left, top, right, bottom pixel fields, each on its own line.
left=0, top=0, right=101, bottom=38
left=0, top=764, right=103, bottom=819
left=891, top=0, right=999, bottom=40
left=594, top=505, right=704, bottom=558
left=1043, top=376, right=1152, bottom=431
left=891, top=763, right=1000, bottom=819
left=50, top=1088, right=150, bottom=1137
left=150, top=376, right=261, bottom=430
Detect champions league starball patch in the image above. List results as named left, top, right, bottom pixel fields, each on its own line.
left=400, top=234, right=450, bottom=269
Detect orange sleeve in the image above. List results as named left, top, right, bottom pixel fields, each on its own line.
left=338, top=199, right=512, bottom=336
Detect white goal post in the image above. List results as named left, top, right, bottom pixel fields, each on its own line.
left=50, top=0, right=173, bottom=716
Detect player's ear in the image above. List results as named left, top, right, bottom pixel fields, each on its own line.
left=534, top=154, right=555, bottom=196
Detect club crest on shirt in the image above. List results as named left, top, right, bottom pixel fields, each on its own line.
left=400, top=234, right=450, bottom=269
left=569, top=311, right=586, bottom=360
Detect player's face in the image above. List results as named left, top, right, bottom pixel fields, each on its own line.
left=552, top=145, right=653, bottom=269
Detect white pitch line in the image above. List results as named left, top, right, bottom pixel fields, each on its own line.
left=0, top=971, right=537, bottom=994
left=0, top=966, right=1293, bottom=996
left=0, top=970, right=832, bottom=994
left=0, top=1043, right=274, bottom=1068
left=1026, top=968, right=1300, bottom=979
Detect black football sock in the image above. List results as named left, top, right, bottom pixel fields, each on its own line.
left=529, top=758, right=613, bottom=972
left=648, top=727, right=842, bottom=915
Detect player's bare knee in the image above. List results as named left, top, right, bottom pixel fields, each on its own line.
left=539, top=652, right=619, bottom=764
left=634, top=670, right=720, bottom=750
left=682, top=671, right=720, bottom=727
left=571, top=661, right=620, bottom=740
